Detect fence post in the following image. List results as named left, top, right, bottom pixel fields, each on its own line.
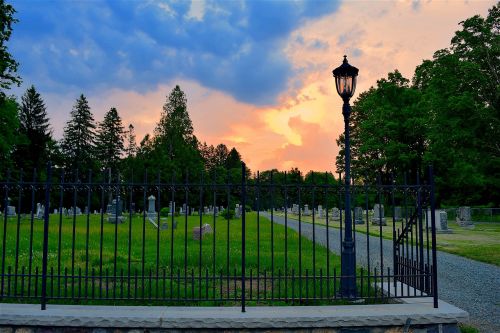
left=0, top=169, right=11, bottom=301
left=428, top=165, right=438, bottom=308
left=41, top=162, right=52, bottom=310
left=241, top=162, right=246, bottom=312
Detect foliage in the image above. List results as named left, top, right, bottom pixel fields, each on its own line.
left=95, top=107, right=125, bottom=172
left=60, top=94, right=96, bottom=173
left=0, top=0, right=21, bottom=97
left=0, top=96, right=19, bottom=173
left=152, top=85, right=203, bottom=180
left=125, top=124, right=137, bottom=158
left=160, top=207, right=170, bottom=217
left=220, top=209, right=235, bottom=219
left=14, top=85, right=52, bottom=172
left=336, top=4, right=500, bottom=205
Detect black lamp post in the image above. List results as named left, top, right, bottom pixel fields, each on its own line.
left=333, top=55, right=359, bottom=298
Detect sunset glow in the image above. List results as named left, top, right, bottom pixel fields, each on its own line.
left=10, top=0, right=495, bottom=172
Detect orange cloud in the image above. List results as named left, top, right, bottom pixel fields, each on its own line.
left=43, top=0, right=495, bottom=174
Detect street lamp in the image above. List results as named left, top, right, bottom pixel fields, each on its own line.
left=333, top=55, right=359, bottom=298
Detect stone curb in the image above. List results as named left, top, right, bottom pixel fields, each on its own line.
left=0, top=299, right=468, bottom=329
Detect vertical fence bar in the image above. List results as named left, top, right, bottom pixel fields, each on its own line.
left=28, top=169, right=36, bottom=297
left=270, top=170, right=274, bottom=301
left=429, top=166, right=438, bottom=308
left=85, top=170, right=92, bottom=299
left=241, top=162, right=247, bottom=312
left=41, top=162, right=52, bottom=310
left=417, top=172, right=425, bottom=295
left=0, top=169, right=10, bottom=300
left=14, top=170, right=23, bottom=296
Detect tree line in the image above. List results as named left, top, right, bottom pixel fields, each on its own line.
left=336, top=4, right=499, bottom=206
left=0, top=1, right=498, bottom=206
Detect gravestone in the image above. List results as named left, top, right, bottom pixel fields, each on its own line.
left=36, top=203, right=44, bottom=219
left=393, top=206, right=403, bottom=221
left=62, top=208, right=68, bottom=216
left=439, top=211, right=450, bottom=232
left=53, top=209, right=58, bottom=214
left=75, top=206, right=82, bottom=215
left=235, top=204, right=241, bottom=218
left=146, top=195, right=157, bottom=219
left=108, top=198, right=125, bottom=224
left=148, top=195, right=156, bottom=216
left=7, top=205, right=16, bottom=217
left=160, top=221, right=177, bottom=230
left=426, top=209, right=452, bottom=233
left=371, top=204, right=386, bottom=226
left=84, top=206, right=89, bottom=214
left=317, top=205, right=323, bottom=219
left=292, top=204, right=299, bottom=215
left=331, top=207, right=340, bottom=220
left=193, top=223, right=213, bottom=240
left=354, top=207, right=364, bottom=224
left=456, top=206, right=473, bottom=227
left=304, top=204, right=311, bottom=216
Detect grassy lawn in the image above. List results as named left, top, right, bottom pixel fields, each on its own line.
left=274, top=212, right=500, bottom=266
left=0, top=212, right=385, bottom=305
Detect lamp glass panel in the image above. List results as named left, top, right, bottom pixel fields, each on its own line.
left=337, top=76, right=353, bottom=96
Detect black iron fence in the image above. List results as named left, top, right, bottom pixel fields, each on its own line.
left=0, top=164, right=438, bottom=310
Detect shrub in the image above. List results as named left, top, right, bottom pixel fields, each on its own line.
left=245, top=205, right=252, bottom=212
left=160, top=207, right=169, bottom=217
left=220, top=209, right=235, bottom=219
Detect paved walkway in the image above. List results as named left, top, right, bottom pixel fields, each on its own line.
left=263, top=213, right=500, bottom=333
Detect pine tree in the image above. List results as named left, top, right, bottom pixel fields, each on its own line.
left=125, top=123, right=137, bottom=158
left=15, top=85, right=52, bottom=171
left=225, top=147, right=242, bottom=169
left=61, top=94, right=96, bottom=172
left=95, top=107, right=125, bottom=172
left=154, top=85, right=196, bottom=148
left=153, top=85, right=203, bottom=178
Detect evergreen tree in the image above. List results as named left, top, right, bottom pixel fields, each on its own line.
left=125, top=123, right=137, bottom=158
left=225, top=147, right=242, bottom=169
left=153, top=85, right=203, bottom=179
left=15, top=85, right=52, bottom=172
left=95, top=107, right=125, bottom=172
left=61, top=94, right=96, bottom=172
left=214, top=144, right=229, bottom=167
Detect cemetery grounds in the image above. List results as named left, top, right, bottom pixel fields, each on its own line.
left=274, top=211, right=500, bottom=266
left=0, top=212, right=387, bottom=305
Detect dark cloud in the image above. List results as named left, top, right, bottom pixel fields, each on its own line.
left=10, top=0, right=340, bottom=105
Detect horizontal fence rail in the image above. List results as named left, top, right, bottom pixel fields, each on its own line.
left=0, top=164, right=438, bottom=310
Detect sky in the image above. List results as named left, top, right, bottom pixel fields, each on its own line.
left=7, top=0, right=496, bottom=173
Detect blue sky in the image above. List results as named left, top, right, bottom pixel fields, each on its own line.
left=7, top=0, right=495, bottom=171
left=11, top=0, right=340, bottom=105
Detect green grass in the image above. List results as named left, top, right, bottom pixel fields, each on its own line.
left=0, top=212, right=384, bottom=305
left=459, top=323, right=480, bottom=333
left=275, top=212, right=500, bottom=266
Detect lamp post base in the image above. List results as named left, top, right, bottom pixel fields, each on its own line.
left=340, top=239, right=357, bottom=298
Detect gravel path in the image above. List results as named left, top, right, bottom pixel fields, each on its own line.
left=262, top=213, right=500, bottom=333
